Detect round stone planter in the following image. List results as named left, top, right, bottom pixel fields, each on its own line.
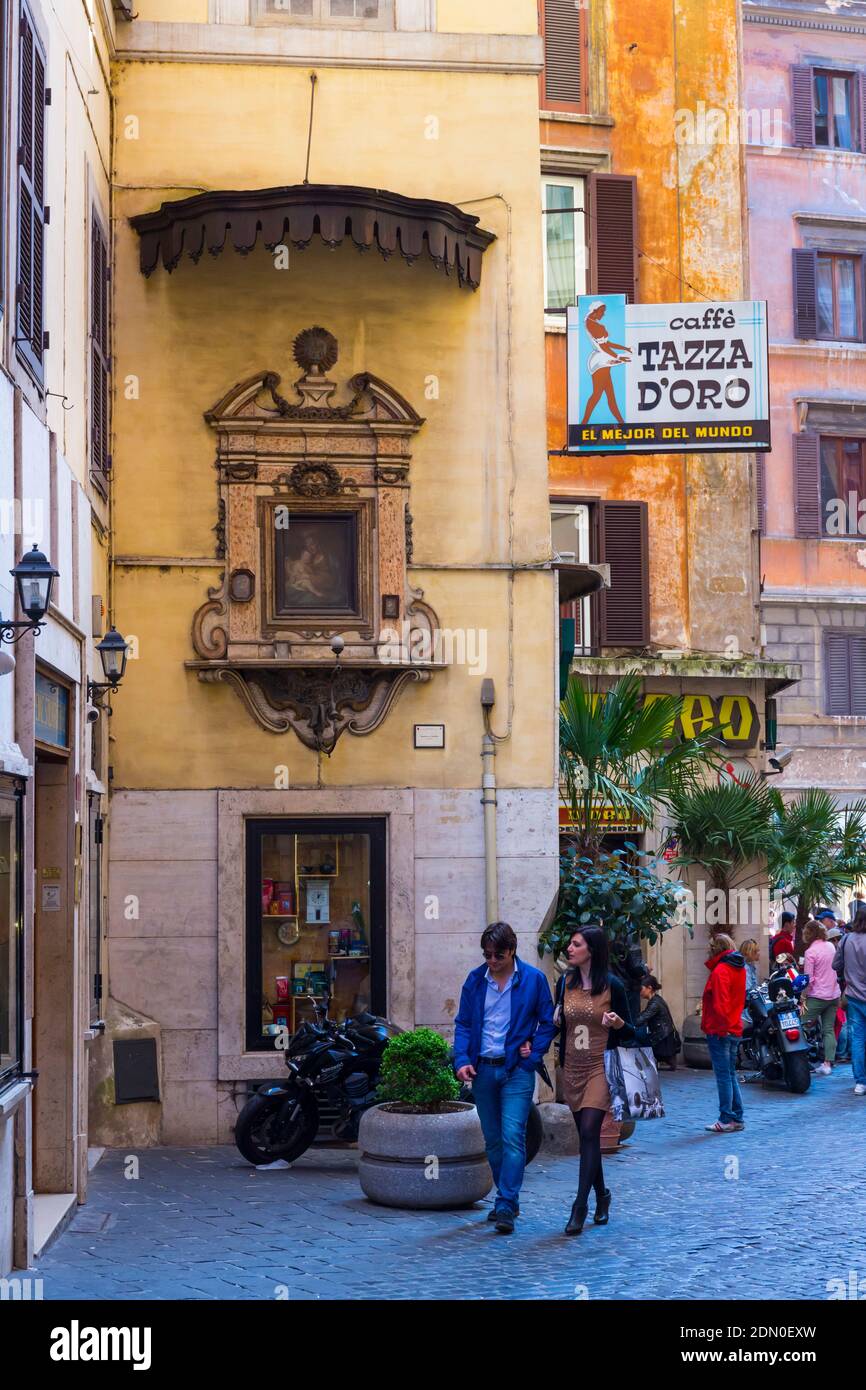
left=358, top=1102, right=493, bottom=1210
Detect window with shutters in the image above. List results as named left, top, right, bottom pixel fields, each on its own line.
left=814, top=71, right=857, bottom=149
left=551, top=499, right=649, bottom=652
left=820, top=437, right=866, bottom=537
left=793, top=249, right=865, bottom=342
left=792, top=65, right=866, bottom=150
left=542, top=176, right=587, bottom=315
left=90, top=209, right=110, bottom=496
left=541, top=0, right=586, bottom=111
left=552, top=501, right=593, bottom=653
left=16, top=2, right=47, bottom=384
left=589, top=172, right=639, bottom=303
left=824, top=631, right=866, bottom=716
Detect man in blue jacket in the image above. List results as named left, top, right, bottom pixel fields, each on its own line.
left=454, top=921, right=556, bottom=1234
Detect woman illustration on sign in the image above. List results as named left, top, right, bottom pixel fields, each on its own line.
left=580, top=301, right=632, bottom=427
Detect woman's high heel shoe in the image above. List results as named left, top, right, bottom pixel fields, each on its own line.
left=564, top=1200, right=588, bottom=1236
left=594, top=1189, right=612, bottom=1225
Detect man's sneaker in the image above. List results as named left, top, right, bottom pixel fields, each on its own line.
left=855, top=1084, right=866, bottom=1096
left=817, top=1062, right=832, bottom=1076
left=487, top=1203, right=519, bottom=1222
left=494, top=1206, right=516, bottom=1234
left=705, top=1120, right=738, bottom=1132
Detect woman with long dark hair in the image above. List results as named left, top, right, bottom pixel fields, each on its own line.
left=554, top=925, right=645, bottom=1236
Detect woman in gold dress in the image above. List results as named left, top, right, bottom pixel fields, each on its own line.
left=554, top=924, right=646, bottom=1236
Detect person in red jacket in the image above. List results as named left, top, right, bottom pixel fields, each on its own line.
left=702, top=933, right=747, bottom=1133
left=770, top=911, right=795, bottom=962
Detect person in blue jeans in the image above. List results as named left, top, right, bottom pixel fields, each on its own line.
left=454, top=921, right=556, bottom=1234
left=701, top=933, right=747, bottom=1132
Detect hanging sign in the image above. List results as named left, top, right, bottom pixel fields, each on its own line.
left=567, top=297, right=770, bottom=455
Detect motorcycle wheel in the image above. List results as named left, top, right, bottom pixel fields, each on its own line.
left=234, top=1088, right=318, bottom=1166
left=782, top=1052, right=811, bottom=1095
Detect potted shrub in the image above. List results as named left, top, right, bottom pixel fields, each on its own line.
left=358, top=1027, right=493, bottom=1210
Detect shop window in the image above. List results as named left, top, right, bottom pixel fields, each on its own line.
left=820, top=436, right=866, bottom=536
left=256, top=0, right=394, bottom=26
left=542, top=176, right=587, bottom=315
left=246, top=819, right=386, bottom=1050
left=0, top=784, right=23, bottom=1089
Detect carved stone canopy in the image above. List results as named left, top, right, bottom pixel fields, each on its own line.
left=187, top=328, right=445, bottom=750
left=130, top=183, right=496, bottom=290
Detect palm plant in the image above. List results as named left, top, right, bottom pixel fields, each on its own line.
left=667, top=775, right=777, bottom=936
left=767, top=788, right=866, bottom=953
left=559, top=673, right=722, bottom=861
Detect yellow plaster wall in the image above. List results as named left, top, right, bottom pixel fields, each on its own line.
left=132, top=0, right=209, bottom=20
left=437, top=0, right=538, bottom=35
left=111, top=60, right=554, bottom=791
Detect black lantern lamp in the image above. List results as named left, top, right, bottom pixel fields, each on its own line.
left=0, top=545, right=59, bottom=643
left=88, top=627, right=130, bottom=708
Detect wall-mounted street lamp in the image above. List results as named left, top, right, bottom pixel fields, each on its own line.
left=87, top=627, right=130, bottom=709
left=0, top=545, right=59, bottom=647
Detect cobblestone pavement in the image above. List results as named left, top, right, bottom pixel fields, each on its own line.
left=33, top=1067, right=866, bottom=1301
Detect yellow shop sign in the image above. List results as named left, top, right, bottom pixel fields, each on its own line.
left=643, top=692, right=758, bottom=748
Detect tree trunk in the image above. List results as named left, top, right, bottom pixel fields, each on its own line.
left=793, top=898, right=809, bottom=960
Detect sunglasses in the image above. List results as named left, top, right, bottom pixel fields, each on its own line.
left=482, top=949, right=509, bottom=961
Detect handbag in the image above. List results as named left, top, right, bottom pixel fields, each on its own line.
left=605, top=1044, right=666, bottom=1121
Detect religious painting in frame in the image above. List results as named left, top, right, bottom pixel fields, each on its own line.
left=260, top=497, right=375, bottom=638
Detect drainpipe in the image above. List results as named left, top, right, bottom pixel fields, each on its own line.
left=480, top=679, right=499, bottom=924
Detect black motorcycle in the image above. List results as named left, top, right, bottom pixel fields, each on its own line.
left=738, top=964, right=811, bottom=1094
left=234, top=995, right=544, bottom=1166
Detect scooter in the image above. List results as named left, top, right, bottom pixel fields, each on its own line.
left=738, top=963, right=812, bottom=1094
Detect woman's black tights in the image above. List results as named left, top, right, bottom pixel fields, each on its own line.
left=572, top=1107, right=607, bottom=1209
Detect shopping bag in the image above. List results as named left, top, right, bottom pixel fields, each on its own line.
left=603, top=1048, right=630, bottom=1122
left=616, top=1045, right=665, bottom=1119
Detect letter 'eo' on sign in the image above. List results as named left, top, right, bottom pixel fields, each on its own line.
left=567, top=297, right=770, bottom=455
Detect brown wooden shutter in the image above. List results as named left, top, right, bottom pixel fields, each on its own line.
left=542, top=0, right=584, bottom=108
left=825, top=632, right=851, bottom=715
left=791, top=65, right=815, bottom=147
left=852, top=635, right=866, bottom=716
left=589, top=173, right=638, bottom=303
left=91, top=213, right=110, bottom=487
left=792, top=248, right=817, bottom=339
left=599, top=501, right=649, bottom=648
left=859, top=73, right=866, bottom=152
left=824, top=632, right=866, bottom=716
left=16, top=4, right=47, bottom=381
left=755, top=454, right=767, bottom=535
left=793, top=432, right=821, bottom=538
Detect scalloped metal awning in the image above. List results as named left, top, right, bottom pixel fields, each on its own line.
left=130, top=183, right=496, bottom=290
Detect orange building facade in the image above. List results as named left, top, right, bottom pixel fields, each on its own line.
left=540, top=0, right=800, bottom=1021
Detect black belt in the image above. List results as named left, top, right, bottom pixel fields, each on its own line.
left=478, top=1056, right=506, bottom=1066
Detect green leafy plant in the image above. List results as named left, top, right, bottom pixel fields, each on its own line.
left=667, top=774, right=776, bottom=934
left=767, top=788, right=866, bottom=953
left=377, top=1027, right=461, bottom=1113
left=540, top=845, right=684, bottom=963
left=559, top=674, right=722, bottom=860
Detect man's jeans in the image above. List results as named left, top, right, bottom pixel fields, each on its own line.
left=706, top=1034, right=744, bottom=1124
left=848, top=997, right=866, bottom=1086
left=471, top=1062, right=536, bottom=1211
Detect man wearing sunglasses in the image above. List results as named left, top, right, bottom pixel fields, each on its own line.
left=454, top=921, right=557, bottom=1233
